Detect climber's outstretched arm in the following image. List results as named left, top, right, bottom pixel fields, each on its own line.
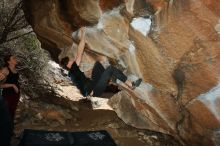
left=66, top=27, right=86, bottom=68
left=75, top=27, right=86, bottom=66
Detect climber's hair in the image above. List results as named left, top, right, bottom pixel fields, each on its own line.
left=60, top=57, right=70, bottom=70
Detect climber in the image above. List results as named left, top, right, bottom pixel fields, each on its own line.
left=60, top=27, right=142, bottom=97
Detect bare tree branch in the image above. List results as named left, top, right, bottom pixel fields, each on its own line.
left=10, top=15, right=26, bottom=29
left=3, top=31, right=33, bottom=44
left=0, top=0, right=28, bottom=45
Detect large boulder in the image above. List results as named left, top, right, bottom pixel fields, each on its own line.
left=23, top=0, right=220, bottom=145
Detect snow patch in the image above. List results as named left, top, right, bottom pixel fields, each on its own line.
left=131, top=17, right=151, bottom=36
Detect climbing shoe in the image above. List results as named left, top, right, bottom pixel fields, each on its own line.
left=131, top=78, right=142, bottom=90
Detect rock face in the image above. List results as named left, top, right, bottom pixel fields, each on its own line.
left=23, top=0, right=220, bottom=145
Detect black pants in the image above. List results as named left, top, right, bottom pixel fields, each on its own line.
left=91, top=62, right=127, bottom=97
left=0, top=95, right=13, bottom=146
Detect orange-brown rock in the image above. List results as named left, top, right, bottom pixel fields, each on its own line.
left=99, top=0, right=122, bottom=11
left=23, top=0, right=220, bottom=145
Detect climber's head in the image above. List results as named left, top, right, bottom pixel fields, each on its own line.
left=60, top=56, right=70, bottom=70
